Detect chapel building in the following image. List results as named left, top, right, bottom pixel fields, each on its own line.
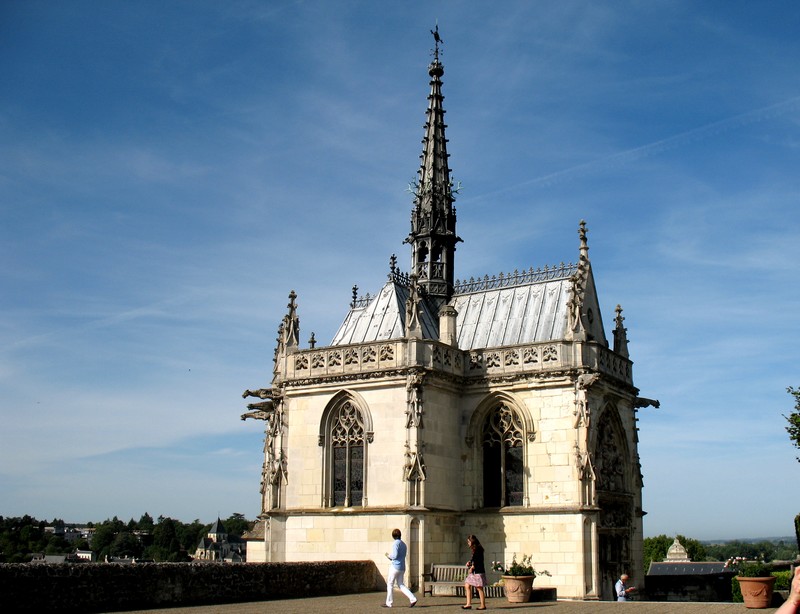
left=242, top=36, right=655, bottom=601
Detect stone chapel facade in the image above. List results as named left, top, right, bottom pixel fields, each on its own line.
left=242, top=38, right=655, bottom=601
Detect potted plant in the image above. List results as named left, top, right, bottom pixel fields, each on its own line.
left=492, top=554, right=550, bottom=603
left=725, top=556, right=776, bottom=609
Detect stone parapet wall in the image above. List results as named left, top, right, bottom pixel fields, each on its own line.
left=281, top=338, right=633, bottom=388
left=0, top=560, right=379, bottom=613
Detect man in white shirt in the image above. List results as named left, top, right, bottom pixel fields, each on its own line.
left=383, top=528, right=417, bottom=608
left=615, top=573, right=635, bottom=601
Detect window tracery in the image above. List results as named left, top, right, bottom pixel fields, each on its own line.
left=482, top=403, right=524, bottom=507
left=329, top=400, right=365, bottom=507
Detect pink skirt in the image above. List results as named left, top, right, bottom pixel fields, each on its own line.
left=465, top=572, right=487, bottom=587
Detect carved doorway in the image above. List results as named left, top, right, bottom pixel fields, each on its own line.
left=598, top=499, right=633, bottom=600
left=594, top=407, right=633, bottom=600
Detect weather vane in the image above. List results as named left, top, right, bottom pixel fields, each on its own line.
left=430, top=23, right=443, bottom=59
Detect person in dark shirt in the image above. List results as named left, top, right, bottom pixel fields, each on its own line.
left=462, top=534, right=487, bottom=610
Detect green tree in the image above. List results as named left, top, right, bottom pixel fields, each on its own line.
left=109, top=516, right=125, bottom=532
left=151, top=517, right=184, bottom=561
left=643, top=534, right=672, bottom=574
left=138, top=512, right=155, bottom=532
left=44, top=535, right=69, bottom=555
left=0, top=523, right=20, bottom=562
left=91, top=523, right=117, bottom=560
left=177, top=519, right=207, bottom=553
left=643, top=534, right=707, bottom=575
left=110, top=531, right=143, bottom=558
left=795, top=513, right=800, bottom=553
left=153, top=517, right=178, bottom=548
left=706, top=539, right=780, bottom=563
left=223, top=513, right=251, bottom=537
left=786, top=387, right=800, bottom=462
left=771, top=540, right=798, bottom=561
left=20, top=519, right=49, bottom=553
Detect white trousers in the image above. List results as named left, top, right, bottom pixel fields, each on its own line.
left=386, top=566, right=416, bottom=606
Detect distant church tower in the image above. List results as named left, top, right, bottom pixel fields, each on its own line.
left=241, top=30, right=656, bottom=601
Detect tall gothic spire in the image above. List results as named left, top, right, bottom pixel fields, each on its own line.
left=405, top=27, right=461, bottom=309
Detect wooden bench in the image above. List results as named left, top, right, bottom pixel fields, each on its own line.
left=457, top=584, right=556, bottom=601
left=422, top=564, right=468, bottom=596
left=422, top=565, right=506, bottom=598
left=456, top=584, right=505, bottom=598
left=422, top=564, right=557, bottom=601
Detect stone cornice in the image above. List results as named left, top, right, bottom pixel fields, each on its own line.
left=265, top=504, right=601, bottom=517
left=264, top=506, right=455, bottom=517
left=276, top=338, right=634, bottom=390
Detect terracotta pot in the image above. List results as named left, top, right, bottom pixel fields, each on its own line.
left=502, top=575, right=534, bottom=603
left=737, top=576, right=776, bottom=609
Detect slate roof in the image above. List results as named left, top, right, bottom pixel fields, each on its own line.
left=331, top=264, right=579, bottom=351
left=331, top=281, right=438, bottom=346
left=242, top=520, right=266, bottom=541
left=450, top=271, right=576, bottom=350
left=197, top=536, right=217, bottom=550
left=209, top=517, right=226, bottom=535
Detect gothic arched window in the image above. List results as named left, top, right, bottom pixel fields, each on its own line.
left=330, top=400, right=365, bottom=507
left=482, top=403, right=524, bottom=507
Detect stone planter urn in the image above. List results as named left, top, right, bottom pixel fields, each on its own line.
left=502, top=575, right=534, bottom=602
left=737, top=576, right=776, bottom=609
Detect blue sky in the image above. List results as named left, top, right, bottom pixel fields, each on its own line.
left=1, top=1, right=798, bottom=540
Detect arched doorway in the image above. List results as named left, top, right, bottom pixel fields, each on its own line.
left=593, top=405, right=634, bottom=600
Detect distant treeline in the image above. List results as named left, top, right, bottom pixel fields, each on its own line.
left=0, top=513, right=253, bottom=563
left=643, top=534, right=799, bottom=575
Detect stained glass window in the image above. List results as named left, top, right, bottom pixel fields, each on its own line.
left=482, top=403, right=524, bottom=507
left=330, top=400, right=365, bottom=507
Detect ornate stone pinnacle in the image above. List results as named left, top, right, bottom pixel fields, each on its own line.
left=579, top=220, right=588, bottom=253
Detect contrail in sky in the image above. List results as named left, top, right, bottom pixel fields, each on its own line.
left=465, top=95, right=800, bottom=202
left=8, top=297, right=187, bottom=350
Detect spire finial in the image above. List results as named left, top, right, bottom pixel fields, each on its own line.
left=351, top=284, right=358, bottom=308
left=430, top=23, right=443, bottom=61
left=578, top=219, right=589, bottom=260
left=282, top=290, right=299, bottom=349
left=613, top=304, right=630, bottom=358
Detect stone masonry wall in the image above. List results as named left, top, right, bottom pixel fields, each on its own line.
left=0, top=560, right=380, bottom=613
